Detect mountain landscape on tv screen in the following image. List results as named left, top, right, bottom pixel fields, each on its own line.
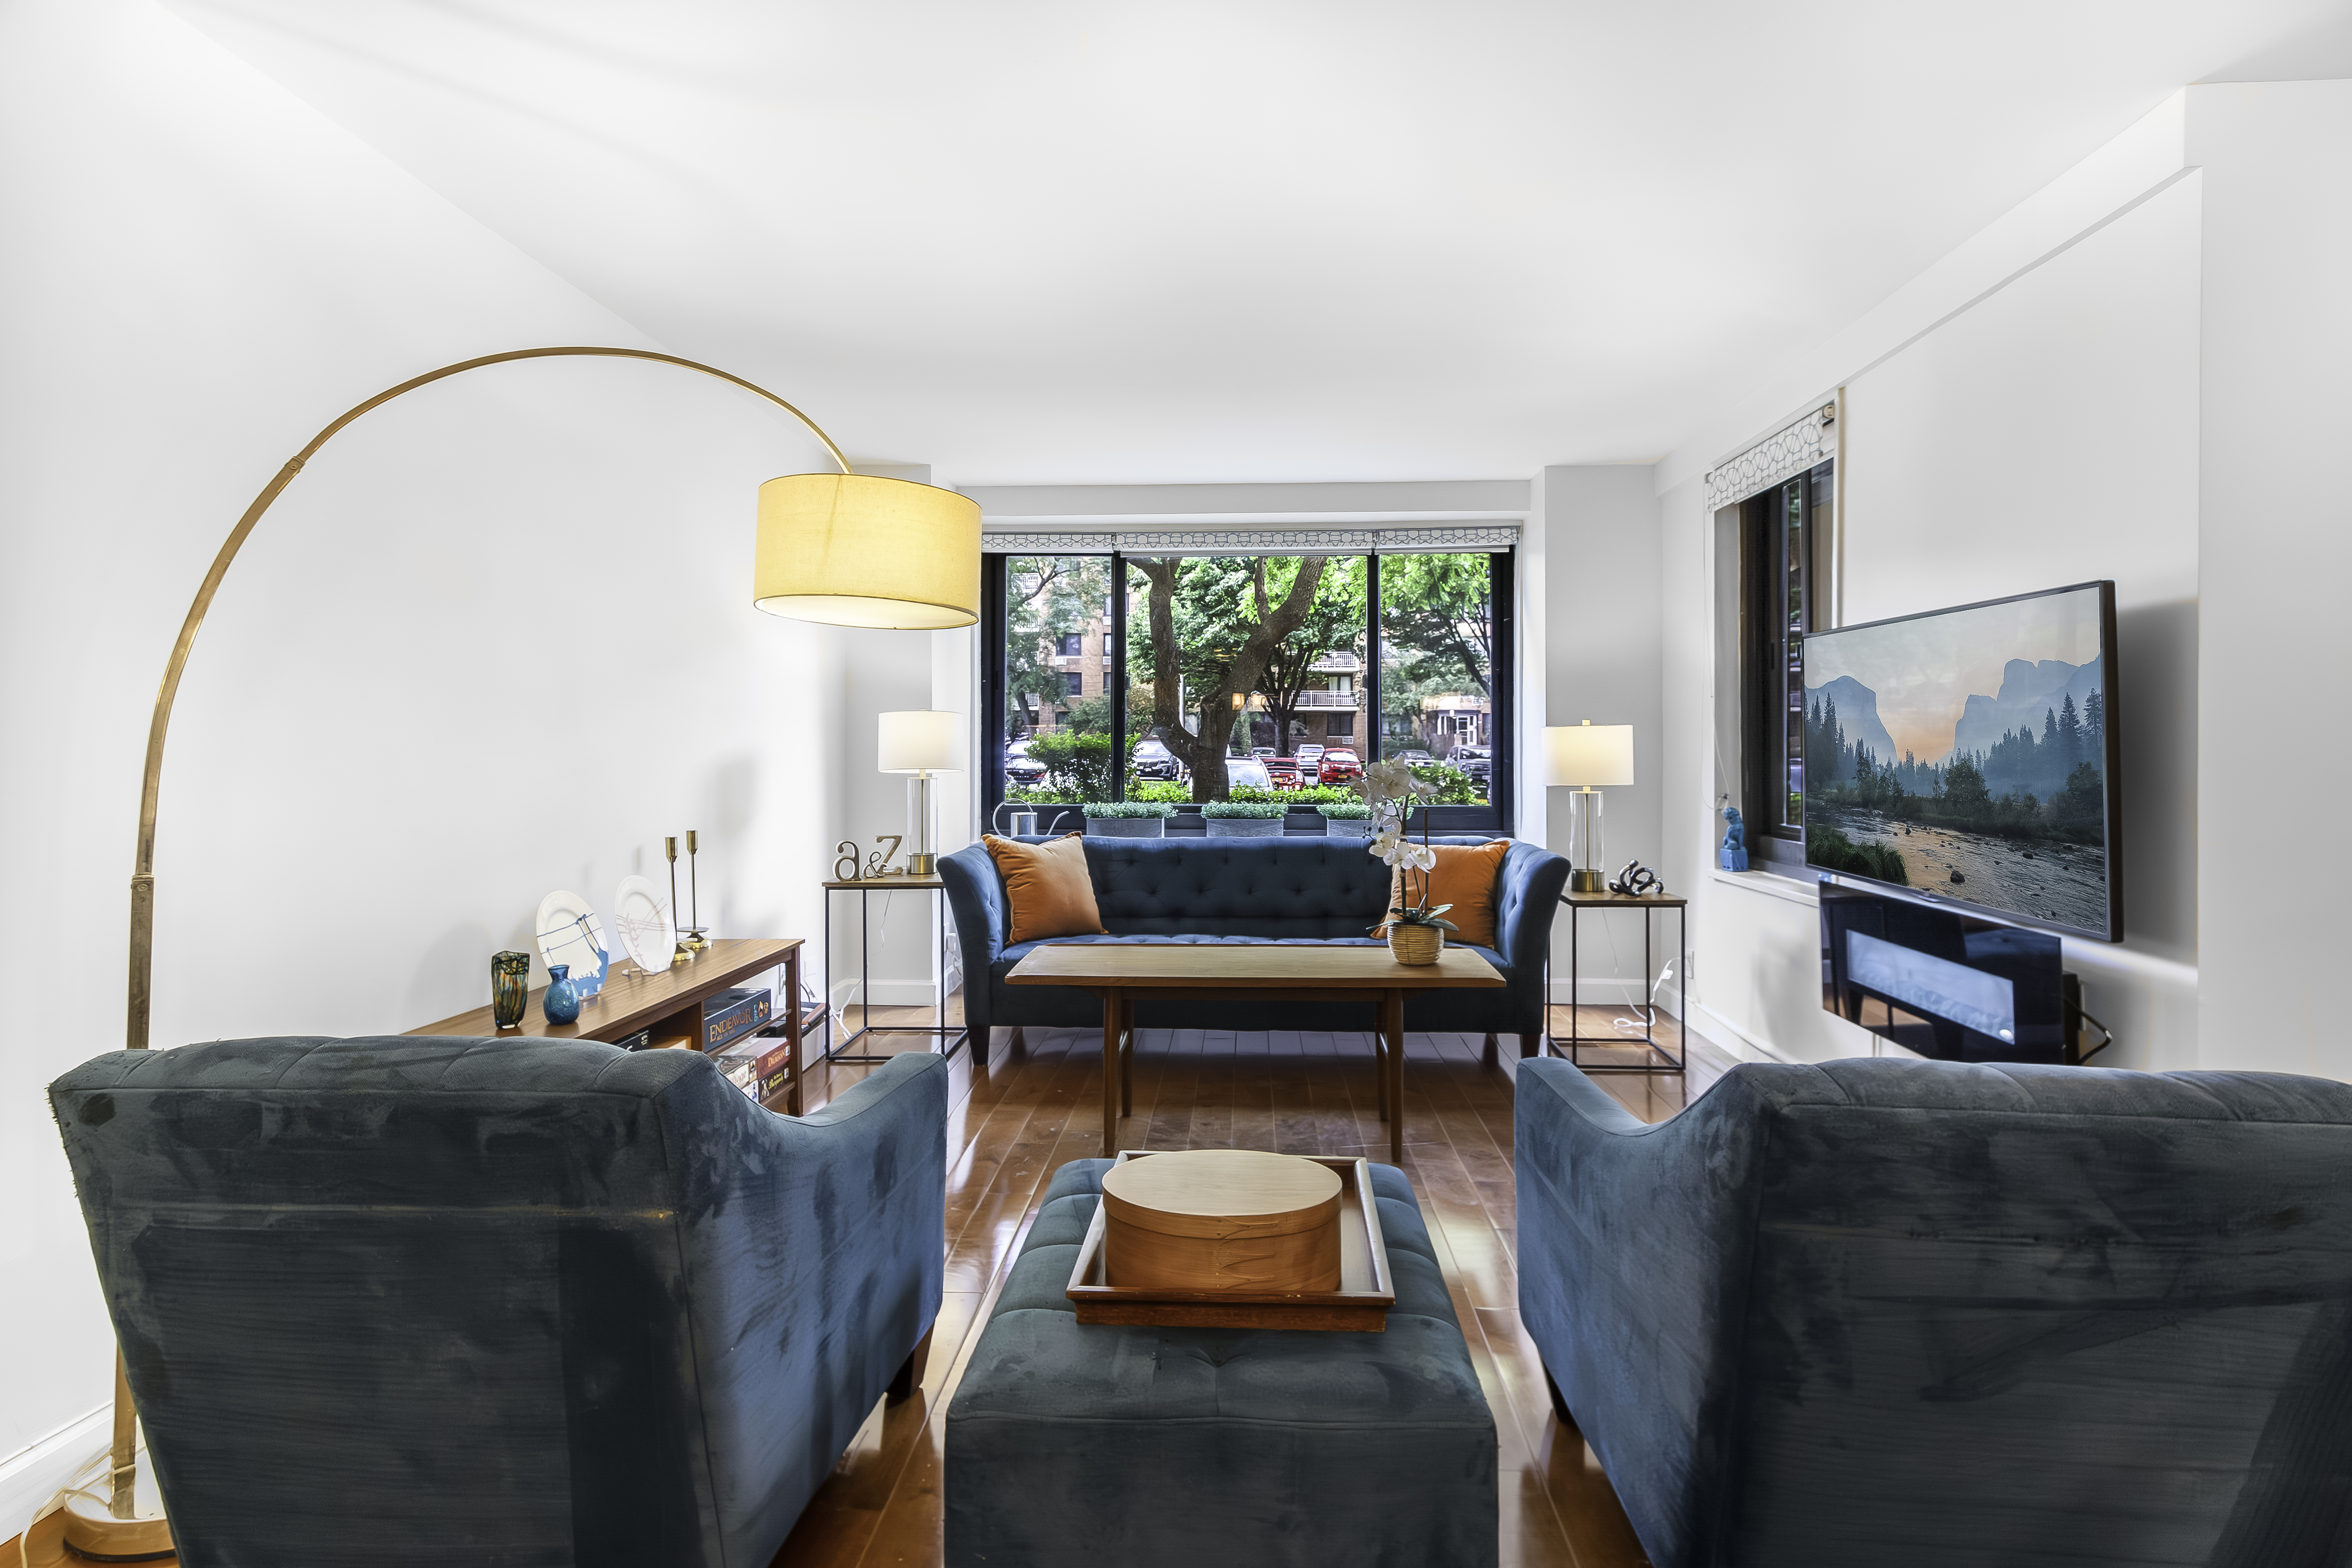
left=1801, top=590, right=2108, bottom=932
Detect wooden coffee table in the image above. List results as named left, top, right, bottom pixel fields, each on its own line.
left=1004, top=944, right=1505, bottom=1162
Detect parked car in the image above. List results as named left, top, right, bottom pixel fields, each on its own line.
left=1132, top=738, right=1185, bottom=781
left=1295, top=744, right=1326, bottom=778
left=1250, top=746, right=1277, bottom=760
left=1317, top=748, right=1363, bottom=784
left=1390, top=748, right=1434, bottom=766
left=1453, top=744, right=1491, bottom=783
left=1265, top=756, right=1306, bottom=790
left=1004, top=742, right=1046, bottom=788
left=1223, top=755, right=1273, bottom=790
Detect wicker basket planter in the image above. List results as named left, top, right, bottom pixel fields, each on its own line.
left=1387, top=924, right=1445, bottom=965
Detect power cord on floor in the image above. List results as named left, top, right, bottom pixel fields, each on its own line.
left=1594, top=919, right=1677, bottom=1037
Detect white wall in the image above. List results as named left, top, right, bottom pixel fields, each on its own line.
left=2191, top=81, right=2352, bottom=1078
left=833, top=628, right=947, bottom=1009
left=1666, top=122, right=2206, bottom=1068
left=1837, top=174, right=2205, bottom=1069
left=1666, top=80, right=2352, bottom=1077
left=1537, top=466, right=1668, bottom=1006
left=1657, top=471, right=1712, bottom=1018
left=0, top=0, right=857, bottom=1510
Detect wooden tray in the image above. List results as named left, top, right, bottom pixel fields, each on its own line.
left=1066, top=1152, right=1395, bottom=1331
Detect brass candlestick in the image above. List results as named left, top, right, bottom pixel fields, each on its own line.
left=682, top=830, right=710, bottom=950
left=666, top=836, right=692, bottom=962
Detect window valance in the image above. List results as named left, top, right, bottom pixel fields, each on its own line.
left=1704, top=402, right=1835, bottom=513
left=979, top=523, right=1519, bottom=555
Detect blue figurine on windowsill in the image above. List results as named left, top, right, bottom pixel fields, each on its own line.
left=1719, top=805, right=1750, bottom=872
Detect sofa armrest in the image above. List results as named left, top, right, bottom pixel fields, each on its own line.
left=939, top=844, right=1004, bottom=1034
left=687, top=1051, right=950, bottom=1557
left=1494, top=841, right=1570, bottom=1013
left=1513, top=1058, right=1768, bottom=1568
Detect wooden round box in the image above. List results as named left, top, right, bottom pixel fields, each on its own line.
left=1099, top=1149, right=1344, bottom=1292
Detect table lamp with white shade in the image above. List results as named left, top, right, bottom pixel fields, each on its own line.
left=880, top=710, right=966, bottom=875
left=1546, top=721, right=1635, bottom=894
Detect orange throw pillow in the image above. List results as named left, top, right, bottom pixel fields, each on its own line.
left=1381, top=839, right=1509, bottom=947
left=983, top=832, right=1109, bottom=945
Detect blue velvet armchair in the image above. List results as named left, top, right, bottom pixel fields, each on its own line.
left=940, top=836, right=1569, bottom=1063
left=51, top=1037, right=948, bottom=1568
left=1516, top=1054, right=2352, bottom=1568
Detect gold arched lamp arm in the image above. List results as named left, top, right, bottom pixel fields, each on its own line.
left=125, top=345, right=851, bottom=1051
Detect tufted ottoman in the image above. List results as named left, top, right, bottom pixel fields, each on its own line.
left=945, top=1158, right=1498, bottom=1568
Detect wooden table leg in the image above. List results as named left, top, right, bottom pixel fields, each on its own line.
left=1119, top=996, right=1134, bottom=1118
left=1373, top=992, right=1392, bottom=1166
left=1100, top=989, right=1122, bottom=1158
left=785, top=948, right=803, bottom=1118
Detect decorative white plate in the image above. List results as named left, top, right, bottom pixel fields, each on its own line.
left=534, top=890, right=611, bottom=992
left=611, top=875, right=677, bottom=976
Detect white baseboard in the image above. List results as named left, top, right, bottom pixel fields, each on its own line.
left=0, top=1406, right=107, bottom=1542
left=831, top=979, right=942, bottom=1008
left=1691, top=1002, right=1797, bottom=1064
left=1547, top=978, right=1665, bottom=1004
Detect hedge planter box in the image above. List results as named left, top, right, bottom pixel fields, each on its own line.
left=1082, top=815, right=1167, bottom=839
left=1322, top=816, right=1376, bottom=839
left=1203, top=816, right=1285, bottom=838
left=1282, top=808, right=1327, bottom=835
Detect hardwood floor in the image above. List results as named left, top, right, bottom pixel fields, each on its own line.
left=772, top=999, right=1736, bottom=1568
left=1, top=1001, right=1735, bottom=1568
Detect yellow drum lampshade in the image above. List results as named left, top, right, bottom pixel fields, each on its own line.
left=753, top=472, right=982, bottom=629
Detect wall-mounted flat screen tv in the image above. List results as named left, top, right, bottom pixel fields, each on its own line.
left=1801, top=581, right=2121, bottom=942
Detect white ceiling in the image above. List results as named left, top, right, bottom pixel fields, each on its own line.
left=164, top=0, right=2348, bottom=486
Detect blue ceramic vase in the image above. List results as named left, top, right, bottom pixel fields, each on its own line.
left=543, top=963, right=581, bottom=1025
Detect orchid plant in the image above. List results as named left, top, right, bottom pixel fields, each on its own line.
left=1362, top=758, right=1455, bottom=933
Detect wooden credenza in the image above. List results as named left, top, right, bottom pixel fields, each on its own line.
left=408, top=937, right=807, bottom=1114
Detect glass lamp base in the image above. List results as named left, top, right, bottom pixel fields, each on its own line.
left=1567, top=789, right=1607, bottom=896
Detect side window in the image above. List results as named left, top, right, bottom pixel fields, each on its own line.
left=1741, top=461, right=1833, bottom=867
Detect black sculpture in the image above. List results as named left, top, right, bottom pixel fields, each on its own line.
left=1608, top=859, right=1663, bottom=898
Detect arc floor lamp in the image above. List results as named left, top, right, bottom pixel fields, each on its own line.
left=73, top=346, right=980, bottom=1559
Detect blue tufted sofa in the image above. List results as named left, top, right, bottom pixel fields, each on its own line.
left=1517, top=1054, right=2352, bottom=1568
left=51, top=1037, right=948, bottom=1568
left=940, top=835, right=1569, bottom=1063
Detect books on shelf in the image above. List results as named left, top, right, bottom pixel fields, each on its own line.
left=710, top=999, right=829, bottom=1103
left=612, top=980, right=830, bottom=1103
left=702, top=987, right=772, bottom=1052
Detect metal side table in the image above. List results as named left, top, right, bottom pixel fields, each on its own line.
left=822, top=873, right=970, bottom=1065
left=1547, top=889, right=1689, bottom=1073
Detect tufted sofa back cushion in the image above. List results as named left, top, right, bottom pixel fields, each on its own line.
left=1082, top=839, right=1401, bottom=939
